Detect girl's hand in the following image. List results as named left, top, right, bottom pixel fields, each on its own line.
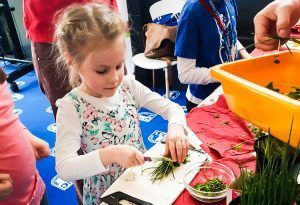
left=0, top=174, right=13, bottom=200
left=100, top=145, right=145, bottom=168
left=28, top=134, right=50, bottom=160
left=164, top=124, right=189, bottom=163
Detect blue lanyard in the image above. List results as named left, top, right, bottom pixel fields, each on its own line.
left=207, top=0, right=234, bottom=61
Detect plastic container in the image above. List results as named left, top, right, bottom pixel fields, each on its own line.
left=183, top=161, right=235, bottom=203
left=211, top=50, right=300, bottom=149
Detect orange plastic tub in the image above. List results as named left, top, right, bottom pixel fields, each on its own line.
left=211, top=50, right=300, bottom=148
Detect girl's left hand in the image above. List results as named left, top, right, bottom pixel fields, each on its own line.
left=163, top=124, right=189, bottom=163
left=28, top=134, right=50, bottom=160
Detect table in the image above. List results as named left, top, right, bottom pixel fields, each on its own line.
left=100, top=87, right=223, bottom=205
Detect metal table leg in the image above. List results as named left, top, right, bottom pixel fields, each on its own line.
left=164, top=67, right=169, bottom=99
left=152, top=69, right=155, bottom=91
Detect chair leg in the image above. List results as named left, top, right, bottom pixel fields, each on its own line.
left=152, top=69, right=155, bottom=91
left=167, top=66, right=173, bottom=87
left=164, top=68, right=169, bottom=99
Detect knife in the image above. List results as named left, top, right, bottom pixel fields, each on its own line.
left=160, top=139, right=206, bottom=154
left=144, top=156, right=172, bottom=162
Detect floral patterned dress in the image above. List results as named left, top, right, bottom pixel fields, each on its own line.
left=67, top=81, right=146, bottom=204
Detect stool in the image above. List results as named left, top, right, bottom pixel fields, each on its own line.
left=132, top=53, right=177, bottom=99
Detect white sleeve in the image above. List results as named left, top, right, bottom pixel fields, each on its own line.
left=177, top=57, right=219, bottom=85
left=55, top=98, right=108, bottom=182
left=237, top=40, right=245, bottom=51
left=126, top=76, right=187, bottom=128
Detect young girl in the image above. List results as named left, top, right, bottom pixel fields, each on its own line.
left=54, top=3, right=189, bottom=204
left=0, top=68, right=50, bottom=205
left=175, top=0, right=252, bottom=112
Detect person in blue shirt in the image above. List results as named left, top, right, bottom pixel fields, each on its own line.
left=175, top=0, right=251, bottom=112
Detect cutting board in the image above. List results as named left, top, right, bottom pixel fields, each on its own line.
left=101, top=143, right=210, bottom=205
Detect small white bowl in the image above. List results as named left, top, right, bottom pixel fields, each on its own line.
left=183, top=161, right=235, bottom=203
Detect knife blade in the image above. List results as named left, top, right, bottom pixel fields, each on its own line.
left=144, top=156, right=172, bottom=162
left=160, top=139, right=206, bottom=154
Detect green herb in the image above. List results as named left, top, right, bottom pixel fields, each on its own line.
left=249, top=125, right=266, bottom=139
left=221, top=120, right=230, bottom=126
left=213, top=114, right=220, bottom=118
left=237, top=144, right=300, bottom=205
left=265, top=82, right=300, bottom=101
left=193, top=178, right=226, bottom=192
left=236, top=121, right=300, bottom=205
left=143, top=156, right=190, bottom=183
left=286, top=87, right=300, bottom=100
left=226, top=138, right=254, bottom=152
left=265, top=82, right=280, bottom=93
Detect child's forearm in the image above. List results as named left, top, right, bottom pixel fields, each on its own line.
left=177, top=57, right=218, bottom=85
left=98, top=146, right=118, bottom=167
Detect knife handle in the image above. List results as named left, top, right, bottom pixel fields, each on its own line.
left=144, top=156, right=152, bottom=162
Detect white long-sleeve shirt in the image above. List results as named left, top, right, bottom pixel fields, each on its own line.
left=177, top=40, right=245, bottom=85
left=55, top=75, right=187, bottom=182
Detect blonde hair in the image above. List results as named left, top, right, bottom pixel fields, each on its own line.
left=54, top=3, right=125, bottom=88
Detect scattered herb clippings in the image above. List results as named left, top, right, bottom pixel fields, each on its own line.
left=226, top=138, right=254, bottom=152
left=233, top=144, right=242, bottom=152
left=265, top=82, right=280, bottom=93
left=193, top=178, right=226, bottom=193
left=143, top=156, right=190, bottom=183
left=249, top=125, right=265, bottom=138
left=213, top=114, right=220, bottom=119
left=221, top=120, right=230, bottom=126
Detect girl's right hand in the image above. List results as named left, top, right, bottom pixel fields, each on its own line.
left=113, top=145, right=145, bottom=168
left=100, top=145, right=145, bottom=168
left=0, top=174, right=13, bottom=200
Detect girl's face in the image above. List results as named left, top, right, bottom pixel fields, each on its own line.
left=78, top=35, right=125, bottom=98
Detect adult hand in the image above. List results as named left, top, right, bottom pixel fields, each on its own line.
left=28, top=134, right=50, bottom=160
left=254, top=0, right=300, bottom=50
left=0, top=174, right=13, bottom=200
left=102, top=145, right=145, bottom=168
left=163, top=124, right=189, bottom=163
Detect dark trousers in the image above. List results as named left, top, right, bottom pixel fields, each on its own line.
left=186, top=98, right=198, bottom=113
left=31, top=42, right=71, bottom=119
left=40, top=191, right=48, bottom=205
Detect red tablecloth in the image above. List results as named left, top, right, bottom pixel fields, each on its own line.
left=173, top=95, right=256, bottom=205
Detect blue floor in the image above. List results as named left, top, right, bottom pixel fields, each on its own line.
left=2, top=61, right=187, bottom=205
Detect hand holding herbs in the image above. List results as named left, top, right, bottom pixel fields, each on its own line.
left=143, top=156, right=189, bottom=183
left=164, top=124, right=189, bottom=163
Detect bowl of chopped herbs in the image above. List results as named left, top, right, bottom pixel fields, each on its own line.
left=183, top=161, right=234, bottom=203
